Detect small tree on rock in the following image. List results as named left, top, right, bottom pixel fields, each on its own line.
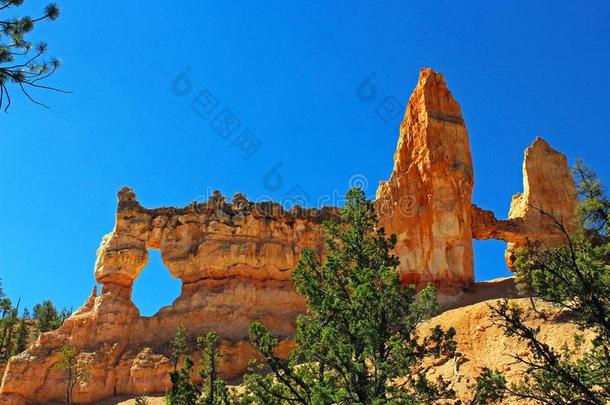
left=166, top=327, right=231, bottom=405
left=54, top=345, right=91, bottom=405
left=198, top=331, right=229, bottom=404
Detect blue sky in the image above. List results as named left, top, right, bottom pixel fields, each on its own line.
left=0, top=1, right=608, bottom=316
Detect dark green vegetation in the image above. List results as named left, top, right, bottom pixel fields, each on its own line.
left=33, top=299, right=71, bottom=332
left=0, top=0, right=61, bottom=111
left=167, top=189, right=481, bottom=404
left=483, top=161, right=610, bottom=404
left=166, top=328, right=230, bottom=405
left=0, top=283, right=71, bottom=361
left=242, top=188, right=457, bottom=404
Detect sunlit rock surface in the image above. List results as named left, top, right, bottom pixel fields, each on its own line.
left=376, top=68, right=475, bottom=289
left=0, top=69, right=579, bottom=404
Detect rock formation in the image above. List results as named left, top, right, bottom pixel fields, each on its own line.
left=0, top=68, right=580, bottom=404
left=416, top=294, right=593, bottom=404
left=0, top=192, right=331, bottom=404
left=471, top=137, right=579, bottom=267
left=376, top=68, right=474, bottom=289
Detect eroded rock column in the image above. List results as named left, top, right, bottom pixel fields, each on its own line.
left=376, top=68, right=475, bottom=289
left=504, top=137, right=579, bottom=266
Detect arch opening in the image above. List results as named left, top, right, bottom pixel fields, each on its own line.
left=132, top=249, right=181, bottom=317
left=473, top=239, right=512, bottom=282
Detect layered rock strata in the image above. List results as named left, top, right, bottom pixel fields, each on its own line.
left=376, top=68, right=475, bottom=289
left=471, top=137, right=579, bottom=267
left=0, top=68, right=579, bottom=404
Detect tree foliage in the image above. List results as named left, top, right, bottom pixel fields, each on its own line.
left=166, top=327, right=231, bottom=405
left=171, top=324, right=187, bottom=371
left=0, top=281, right=70, bottom=362
left=0, top=294, right=70, bottom=359
left=198, top=332, right=230, bottom=404
left=0, top=281, right=34, bottom=359
left=0, top=0, right=62, bottom=111
left=574, top=160, right=610, bottom=236
left=242, top=188, right=457, bottom=404
left=33, top=299, right=70, bottom=332
left=487, top=162, right=610, bottom=404
left=14, top=307, right=30, bottom=354
left=466, top=368, right=507, bottom=405
left=54, top=345, right=91, bottom=405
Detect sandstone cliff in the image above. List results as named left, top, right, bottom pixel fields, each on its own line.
left=0, top=68, right=580, bottom=404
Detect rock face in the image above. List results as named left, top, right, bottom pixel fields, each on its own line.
left=376, top=68, right=474, bottom=289
left=95, top=188, right=337, bottom=288
left=0, top=68, right=580, bottom=404
left=1, top=192, right=323, bottom=404
left=504, top=137, right=579, bottom=265
left=471, top=137, right=579, bottom=267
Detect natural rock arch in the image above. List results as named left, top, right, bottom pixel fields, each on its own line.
left=131, top=250, right=182, bottom=317
left=0, top=68, right=579, bottom=404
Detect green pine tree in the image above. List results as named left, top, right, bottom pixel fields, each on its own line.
left=487, top=161, right=610, bottom=404
left=197, top=332, right=230, bottom=405
left=54, top=345, right=91, bottom=405
left=170, top=324, right=187, bottom=371
left=14, top=307, right=30, bottom=355
left=1, top=306, right=18, bottom=359
left=243, top=188, right=457, bottom=404
left=33, top=299, right=65, bottom=332
left=167, top=355, right=200, bottom=405
left=167, top=326, right=199, bottom=405
left=166, top=328, right=232, bottom=405
left=0, top=1, right=63, bottom=111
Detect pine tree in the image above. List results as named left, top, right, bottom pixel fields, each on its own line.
left=0, top=280, right=9, bottom=356
left=54, top=345, right=91, bottom=405
left=487, top=162, right=610, bottom=404
left=243, top=188, right=457, bottom=404
left=0, top=296, right=11, bottom=319
left=0, top=1, right=62, bottom=111
left=167, top=326, right=199, bottom=405
left=170, top=324, right=187, bottom=371
left=197, top=332, right=229, bottom=405
left=167, top=355, right=199, bottom=405
left=14, top=307, right=30, bottom=354
left=166, top=328, right=231, bottom=405
left=33, top=299, right=62, bottom=332
left=1, top=305, right=18, bottom=359
left=468, top=368, right=507, bottom=405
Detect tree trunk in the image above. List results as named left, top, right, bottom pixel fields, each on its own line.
left=4, top=326, right=14, bottom=358
left=0, top=326, right=9, bottom=358
left=66, top=367, right=73, bottom=405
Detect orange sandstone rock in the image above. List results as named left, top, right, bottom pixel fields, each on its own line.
left=376, top=68, right=475, bottom=289
left=504, top=137, right=579, bottom=266
left=471, top=137, right=579, bottom=267
left=0, top=69, right=581, bottom=404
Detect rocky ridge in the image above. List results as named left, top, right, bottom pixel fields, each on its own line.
left=0, top=68, right=579, bottom=404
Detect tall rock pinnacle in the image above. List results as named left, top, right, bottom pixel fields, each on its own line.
left=504, top=137, right=579, bottom=266
left=376, top=68, right=475, bottom=288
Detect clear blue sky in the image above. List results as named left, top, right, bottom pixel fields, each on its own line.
left=1, top=1, right=608, bottom=316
